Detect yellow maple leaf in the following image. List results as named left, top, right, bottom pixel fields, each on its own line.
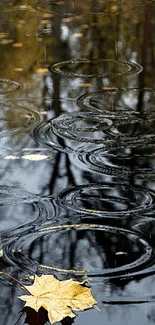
left=19, top=275, right=97, bottom=324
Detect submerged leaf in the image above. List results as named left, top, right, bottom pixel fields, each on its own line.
left=19, top=275, right=97, bottom=324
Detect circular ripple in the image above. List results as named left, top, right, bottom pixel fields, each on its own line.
left=0, top=102, right=40, bottom=138
left=77, top=88, right=155, bottom=116
left=0, top=186, right=53, bottom=236
left=0, top=202, right=48, bottom=236
left=52, top=112, right=116, bottom=144
left=0, top=185, right=39, bottom=206
left=0, top=79, right=22, bottom=94
left=49, top=59, right=143, bottom=78
left=76, top=144, right=155, bottom=179
left=0, top=186, right=56, bottom=239
left=77, top=88, right=138, bottom=116
left=77, top=89, right=155, bottom=145
left=58, top=183, right=153, bottom=218
left=3, top=224, right=153, bottom=278
left=108, top=116, right=155, bottom=144
left=37, top=112, right=151, bottom=152
left=76, top=151, right=130, bottom=178
left=34, top=113, right=117, bottom=154
left=52, top=112, right=138, bottom=146
left=32, top=0, right=155, bottom=16
left=32, top=0, right=119, bottom=15
left=30, top=111, right=155, bottom=148
left=52, top=112, right=154, bottom=146
left=88, top=145, right=155, bottom=180
left=77, top=89, right=129, bottom=115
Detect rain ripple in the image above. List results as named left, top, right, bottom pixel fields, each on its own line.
left=0, top=78, right=22, bottom=94
left=75, top=144, right=155, bottom=180
left=0, top=186, right=54, bottom=237
left=2, top=223, right=153, bottom=279
left=0, top=101, right=41, bottom=138
left=58, top=183, right=153, bottom=218
left=77, top=88, right=155, bottom=116
left=34, top=113, right=113, bottom=154
left=35, top=110, right=155, bottom=155
left=49, top=59, right=143, bottom=78
left=0, top=185, right=40, bottom=206
left=0, top=188, right=58, bottom=252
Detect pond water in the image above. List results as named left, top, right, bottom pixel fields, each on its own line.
left=0, top=0, right=155, bottom=324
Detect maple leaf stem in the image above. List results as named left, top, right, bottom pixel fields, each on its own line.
left=0, top=271, right=32, bottom=295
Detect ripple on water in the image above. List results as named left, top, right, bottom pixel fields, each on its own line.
left=34, top=113, right=116, bottom=154
left=41, top=114, right=155, bottom=156
left=0, top=185, right=40, bottom=206
left=77, top=89, right=132, bottom=116
left=36, top=111, right=155, bottom=152
left=32, top=0, right=120, bottom=15
left=52, top=112, right=116, bottom=143
left=0, top=102, right=40, bottom=138
left=58, top=183, right=153, bottom=218
left=75, top=144, right=155, bottom=179
left=75, top=151, right=130, bottom=178
left=2, top=223, right=153, bottom=279
left=31, top=0, right=155, bottom=16
left=0, top=78, right=22, bottom=94
left=107, top=116, right=155, bottom=145
left=0, top=186, right=52, bottom=234
left=77, top=88, right=155, bottom=116
left=49, top=59, right=143, bottom=78
left=50, top=112, right=155, bottom=148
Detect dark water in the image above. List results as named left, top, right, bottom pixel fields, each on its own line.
left=1, top=0, right=155, bottom=324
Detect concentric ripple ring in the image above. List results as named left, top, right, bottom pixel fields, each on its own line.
left=2, top=223, right=153, bottom=278
left=0, top=185, right=40, bottom=206
left=51, top=112, right=138, bottom=144
left=106, top=116, right=155, bottom=144
left=77, top=88, right=155, bottom=119
left=58, top=183, right=153, bottom=218
left=0, top=78, right=22, bottom=94
left=79, top=145, right=155, bottom=180
left=77, top=88, right=138, bottom=116
left=76, top=144, right=155, bottom=179
left=52, top=112, right=115, bottom=143
left=49, top=59, right=143, bottom=78
left=34, top=113, right=117, bottom=154
left=76, top=151, right=130, bottom=178
left=0, top=102, right=41, bottom=138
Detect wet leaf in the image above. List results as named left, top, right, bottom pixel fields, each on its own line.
left=0, top=33, right=9, bottom=39
left=36, top=68, right=48, bottom=74
left=13, top=67, right=24, bottom=72
left=12, top=43, right=23, bottom=48
left=19, top=274, right=97, bottom=325
left=0, top=39, right=13, bottom=45
left=19, top=5, right=30, bottom=10
left=73, top=33, right=83, bottom=38
left=42, top=13, right=53, bottom=18
left=79, top=83, right=92, bottom=87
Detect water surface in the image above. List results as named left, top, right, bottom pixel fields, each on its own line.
left=0, top=1, right=155, bottom=325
